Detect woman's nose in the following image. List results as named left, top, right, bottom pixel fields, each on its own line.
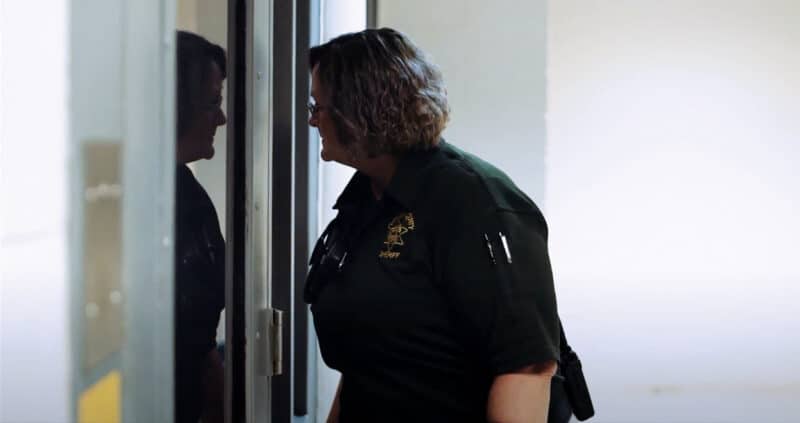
left=217, top=109, right=227, bottom=126
left=308, top=114, right=318, bottom=127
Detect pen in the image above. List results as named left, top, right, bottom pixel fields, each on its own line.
left=483, top=233, right=496, bottom=265
left=498, top=232, right=512, bottom=263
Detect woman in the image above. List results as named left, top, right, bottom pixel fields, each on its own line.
left=305, top=28, right=561, bottom=423
left=174, top=30, right=227, bottom=423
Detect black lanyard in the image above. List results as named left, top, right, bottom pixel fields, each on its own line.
left=304, top=197, right=386, bottom=303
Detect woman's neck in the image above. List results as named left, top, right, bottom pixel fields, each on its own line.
left=356, top=154, right=398, bottom=200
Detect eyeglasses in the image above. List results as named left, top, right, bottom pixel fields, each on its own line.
left=307, top=101, right=326, bottom=116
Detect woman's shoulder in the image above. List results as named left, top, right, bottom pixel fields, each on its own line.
left=425, top=142, right=540, bottom=215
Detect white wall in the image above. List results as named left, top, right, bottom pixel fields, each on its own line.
left=0, top=1, right=71, bottom=422
left=548, top=1, right=800, bottom=422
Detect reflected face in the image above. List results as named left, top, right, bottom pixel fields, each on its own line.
left=177, top=61, right=227, bottom=164
left=309, top=65, right=350, bottom=165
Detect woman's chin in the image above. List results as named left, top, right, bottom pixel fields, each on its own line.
left=320, top=147, right=335, bottom=162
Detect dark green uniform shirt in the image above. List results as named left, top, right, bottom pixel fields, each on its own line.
left=309, top=141, right=560, bottom=423
left=174, top=165, right=225, bottom=423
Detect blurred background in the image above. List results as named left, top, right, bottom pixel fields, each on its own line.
left=2, top=0, right=798, bottom=422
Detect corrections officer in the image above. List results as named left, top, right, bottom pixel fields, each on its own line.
left=305, top=28, right=560, bottom=423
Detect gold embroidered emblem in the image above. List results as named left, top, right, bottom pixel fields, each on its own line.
left=379, top=212, right=415, bottom=259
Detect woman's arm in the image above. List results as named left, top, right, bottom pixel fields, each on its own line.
left=326, top=377, right=342, bottom=423
left=487, top=360, right=557, bottom=423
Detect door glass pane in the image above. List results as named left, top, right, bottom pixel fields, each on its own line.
left=175, top=1, right=229, bottom=421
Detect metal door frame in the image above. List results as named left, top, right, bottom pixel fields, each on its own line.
left=226, top=0, right=321, bottom=421
left=271, top=0, right=317, bottom=421
left=226, top=0, right=282, bottom=421
left=120, top=1, right=178, bottom=420
left=225, top=0, right=271, bottom=422
left=70, top=0, right=178, bottom=421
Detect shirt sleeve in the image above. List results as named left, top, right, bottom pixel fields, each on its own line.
left=440, top=207, right=560, bottom=375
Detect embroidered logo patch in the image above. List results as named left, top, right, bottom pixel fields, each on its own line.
left=379, top=212, right=415, bottom=259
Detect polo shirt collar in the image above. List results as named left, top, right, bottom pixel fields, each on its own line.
left=332, top=170, right=371, bottom=211
left=384, top=139, right=446, bottom=210
left=332, top=139, right=447, bottom=211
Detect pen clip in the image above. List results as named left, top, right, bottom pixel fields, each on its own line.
left=483, top=233, right=496, bottom=265
left=498, top=232, right=512, bottom=264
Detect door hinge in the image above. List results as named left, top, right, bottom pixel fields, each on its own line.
left=257, top=307, right=283, bottom=376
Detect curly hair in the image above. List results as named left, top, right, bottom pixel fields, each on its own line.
left=309, top=28, right=449, bottom=157
left=176, top=31, right=226, bottom=138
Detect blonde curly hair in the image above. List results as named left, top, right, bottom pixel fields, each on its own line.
left=310, top=28, right=450, bottom=157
